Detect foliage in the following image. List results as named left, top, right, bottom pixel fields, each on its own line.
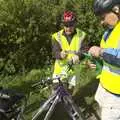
left=0, top=0, right=104, bottom=75
left=0, top=0, right=54, bottom=74
left=0, top=66, right=53, bottom=119
left=0, top=0, right=103, bottom=119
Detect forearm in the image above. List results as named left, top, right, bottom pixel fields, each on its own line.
left=76, top=40, right=89, bottom=60
left=102, top=48, right=120, bottom=67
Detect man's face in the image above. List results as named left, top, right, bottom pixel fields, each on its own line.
left=100, top=12, right=119, bottom=28
left=63, top=21, right=76, bottom=35
left=64, top=26, right=75, bottom=35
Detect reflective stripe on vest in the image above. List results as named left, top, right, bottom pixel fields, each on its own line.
left=100, top=21, right=120, bottom=94
left=103, top=65, right=120, bottom=75
left=57, top=31, right=62, bottom=47
left=52, top=28, right=86, bottom=75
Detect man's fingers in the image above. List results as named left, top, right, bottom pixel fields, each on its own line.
left=89, top=64, right=96, bottom=69
left=61, top=51, right=67, bottom=59
left=88, top=46, right=101, bottom=57
left=72, top=55, right=79, bottom=64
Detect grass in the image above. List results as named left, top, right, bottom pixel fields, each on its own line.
left=0, top=64, right=100, bottom=120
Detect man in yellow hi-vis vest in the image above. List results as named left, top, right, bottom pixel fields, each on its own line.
left=52, top=11, right=86, bottom=91
left=89, top=0, right=120, bottom=120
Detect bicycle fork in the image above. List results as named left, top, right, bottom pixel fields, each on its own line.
left=32, top=94, right=59, bottom=120
left=63, top=96, right=84, bottom=120
left=44, top=95, right=59, bottom=120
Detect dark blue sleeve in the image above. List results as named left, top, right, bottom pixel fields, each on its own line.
left=102, top=48, right=120, bottom=67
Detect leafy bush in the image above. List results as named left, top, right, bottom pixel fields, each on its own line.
left=0, top=1, right=102, bottom=119
left=0, top=0, right=103, bottom=75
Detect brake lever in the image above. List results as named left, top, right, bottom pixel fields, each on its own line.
left=32, top=78, right=52, bottom=88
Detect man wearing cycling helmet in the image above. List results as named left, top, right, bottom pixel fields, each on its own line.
left=88, top=0, right=120, bottom=119
left=52, top=11, right=86, bottom=91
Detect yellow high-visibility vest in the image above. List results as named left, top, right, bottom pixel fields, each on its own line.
left=52, top=28, right=86, bottom=75
left=100, top=21, right=120, bottom=94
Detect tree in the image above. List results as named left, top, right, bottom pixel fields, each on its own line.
left=0, top=0, right=103, bottom=75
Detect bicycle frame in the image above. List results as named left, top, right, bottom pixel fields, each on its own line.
left=32, top=77, right=85, bottom=120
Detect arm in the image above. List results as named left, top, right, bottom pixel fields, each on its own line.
left=76, top=34, right=88, bottom=60
left=52, top=38, right=62, bottom=59
left=88, top=46, right=120, bottom=67
left=102, top=48, right=120, bottom=67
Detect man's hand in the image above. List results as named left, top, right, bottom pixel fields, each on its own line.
left=87, top=60, right=96, bottom=69
left=72, top=55, right=79, bottom=64
left=60, top=51, right=67, bottom=59
left=88, top=46, right=103, bottom=58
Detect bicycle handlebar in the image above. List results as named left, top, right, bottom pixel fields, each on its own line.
left=32, top=51, right=102, bottom=88
left=32, top=75, right=66, bottom=88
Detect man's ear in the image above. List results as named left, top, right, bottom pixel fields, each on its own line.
left=112, top=6, right=120, bottom=14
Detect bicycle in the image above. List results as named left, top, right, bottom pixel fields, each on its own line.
left=31, top=75, right=85, bottom=120
left=31, top=52, right=103, bottom=120
left=0, top=87, right=26, bottom=120
left=0, top=52, right=101, bottom=120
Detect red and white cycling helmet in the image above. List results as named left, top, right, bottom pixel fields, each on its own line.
left=62, top=11, right=76, bottom=27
